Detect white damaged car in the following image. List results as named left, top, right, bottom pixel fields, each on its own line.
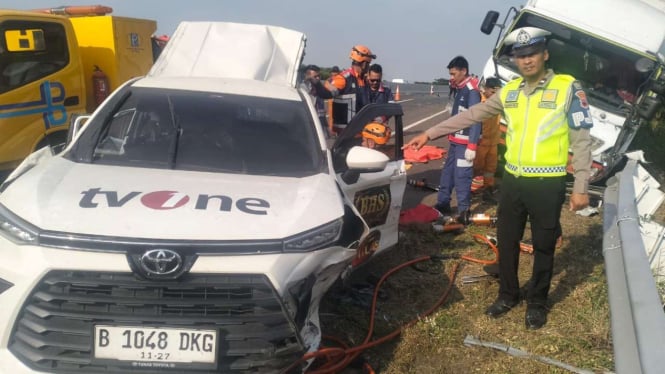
left=0, top=22, right=406, bottom=373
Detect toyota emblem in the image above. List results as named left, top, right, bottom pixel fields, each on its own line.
left=139, top=249, right=182, bottom=275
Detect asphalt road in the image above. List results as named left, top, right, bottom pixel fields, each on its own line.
left=393, top=92, right=454, bottom=210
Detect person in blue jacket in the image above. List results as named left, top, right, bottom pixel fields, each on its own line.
left=366, top=64, right=393, bottom=104
left=435, top=55, right=482, bottom=221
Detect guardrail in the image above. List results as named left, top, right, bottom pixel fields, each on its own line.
left=602, top=159, right=665, bottom=374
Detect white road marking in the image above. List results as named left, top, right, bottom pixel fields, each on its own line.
left=404, top=109, right=449, bottom=131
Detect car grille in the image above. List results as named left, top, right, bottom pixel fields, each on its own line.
left=9, top=271, right=302, bottom=373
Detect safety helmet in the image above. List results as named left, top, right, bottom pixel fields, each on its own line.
left=362, top=122, right=391, bottom=145
left=350, top=45, right=376, bottom=63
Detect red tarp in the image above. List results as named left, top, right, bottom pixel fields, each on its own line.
left=399, top=204, right=441, bottom=225
left=404, top=145, right=446, bottom=163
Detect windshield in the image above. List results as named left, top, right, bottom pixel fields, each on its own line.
left=71, top=87, right=323, bottom=176
left=496, top=12, right=652, bottom=114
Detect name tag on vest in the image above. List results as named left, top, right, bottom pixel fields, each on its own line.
left=506, top=90, right=520, bottom=102
left=505, top=90, right=520, bottom=108
left=539, top=89, right=558, bottom=108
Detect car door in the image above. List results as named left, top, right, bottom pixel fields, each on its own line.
left=333, top=103, right=407, bottom=259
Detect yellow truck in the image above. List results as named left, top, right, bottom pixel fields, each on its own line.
left=0, top=5, right=158, bottom=180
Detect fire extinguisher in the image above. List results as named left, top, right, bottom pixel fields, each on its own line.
left=92, top=65, right=110, bottom=106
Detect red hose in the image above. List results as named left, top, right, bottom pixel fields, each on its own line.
left=460, top=234, right=499, bottom=265
left=280, top=256, right=461, bottom=374
left=283, top=236, right=497, bottom=373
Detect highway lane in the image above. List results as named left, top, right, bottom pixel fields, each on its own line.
left=395, top=93, right=449, bottom=136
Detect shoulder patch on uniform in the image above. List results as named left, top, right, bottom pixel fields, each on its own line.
left=572, top=81, right=583, bottom=90
left=541, top=89, right=558, bottom=102
left=575, top=90, right=589, bottom=109
left=538, top=102, right=556, bottom=109
left=506, top=90, right=520, bottom=102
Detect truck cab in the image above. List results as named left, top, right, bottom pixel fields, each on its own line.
left=480, top=0, right=665, bottom=183
left=0, top=6, right=156, bottom=181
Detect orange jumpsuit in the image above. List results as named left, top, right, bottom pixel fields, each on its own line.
left=473, top=95, right=501, bottom=188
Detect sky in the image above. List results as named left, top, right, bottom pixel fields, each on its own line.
left=6, top=0, right=517, bottom=82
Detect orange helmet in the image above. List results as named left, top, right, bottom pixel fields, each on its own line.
left=350, top=45, right=376, bottom=63
left=362, top=122, right=391, bottom=145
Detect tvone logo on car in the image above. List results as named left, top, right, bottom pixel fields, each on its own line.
left=79, top=188, right=270, bottom=215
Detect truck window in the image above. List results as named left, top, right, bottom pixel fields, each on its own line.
left=497, top=12, right=651, bottom=113
left=0, top=20, right=69, bottom=94
left=5, top=29, right=46, bottom=52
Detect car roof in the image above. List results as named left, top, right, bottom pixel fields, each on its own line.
left=131, top=76, right=303, bottom=101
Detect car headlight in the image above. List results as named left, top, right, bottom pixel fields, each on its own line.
left=0, top=205, right=39, bottom=244
left=283, top=218, right=343, bottom=252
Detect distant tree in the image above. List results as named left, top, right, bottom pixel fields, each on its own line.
left=320, top=67, right=333, bottom=80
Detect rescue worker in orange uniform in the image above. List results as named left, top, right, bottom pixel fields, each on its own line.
left=312, top=45, right=375, bottom=134
left=361, top=122, right=391, bottom=149
left=473, top=77, right=503, bottom=202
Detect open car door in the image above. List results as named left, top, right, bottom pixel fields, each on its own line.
left=332, top=103, right=407, bottom=263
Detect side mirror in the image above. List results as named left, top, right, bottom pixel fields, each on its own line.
left=346, top=146, right=389, bottom=172
left=67, top=114, right=91, bottom=144
left=481, top=11, right=500, bottom=35
left=341, top=146, right=389, bottom=184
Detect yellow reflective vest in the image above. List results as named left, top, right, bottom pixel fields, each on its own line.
left=500, top=74, right=575, bottom=177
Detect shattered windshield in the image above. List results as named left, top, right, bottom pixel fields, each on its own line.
left=496, top=12, right=652, bottom=114
left=77, top=87, right=323, bottom=176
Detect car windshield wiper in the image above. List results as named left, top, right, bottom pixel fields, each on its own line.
left=166, top=95, right=181, bottom=169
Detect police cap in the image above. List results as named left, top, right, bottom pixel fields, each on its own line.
left=503, top=27, right=551, bottom=57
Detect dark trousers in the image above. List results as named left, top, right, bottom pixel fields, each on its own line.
left=496, top=172, right=566, bottom=304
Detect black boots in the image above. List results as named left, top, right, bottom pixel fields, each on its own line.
left=456, top=210, right=472, bottom=225
left=525, top=303, right=548, bottom=329
left=485, top=299, right=520, bottom=318
left=434, top=202, right=452, bottom=216
left=482, top=186, right=497, bottom=204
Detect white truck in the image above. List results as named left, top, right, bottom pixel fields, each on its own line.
left=479, top=0, right=665, bottom=183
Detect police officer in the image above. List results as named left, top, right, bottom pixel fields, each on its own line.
left=403, top=27, right=593, bottom=329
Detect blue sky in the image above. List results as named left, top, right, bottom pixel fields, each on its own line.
left=6, top=0, right=515, bottom=82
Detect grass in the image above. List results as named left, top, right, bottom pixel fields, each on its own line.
left=320, top=197, right=614, bottom=373
left=314, top=113, right=663, bottom=373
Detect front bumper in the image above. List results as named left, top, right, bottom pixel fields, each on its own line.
left=0, top=242, right=355, bottom=373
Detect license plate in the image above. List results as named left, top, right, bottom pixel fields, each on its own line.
left=94, top=325, right=217, bottom=365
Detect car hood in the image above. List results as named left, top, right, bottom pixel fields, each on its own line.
left=148, top=21, right=306, bottom=88
left=0, top=158, right=343, bottom=240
